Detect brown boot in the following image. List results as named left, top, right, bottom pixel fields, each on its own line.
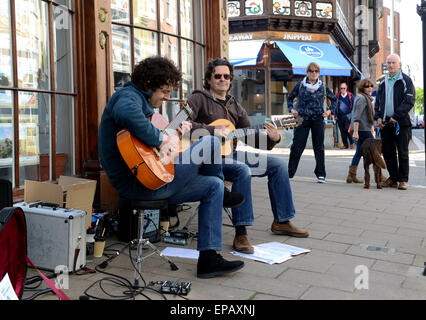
left=271, top=221, right=309, bottom=238
left=346, top=165, right=363, bottom=183
left=233, top=235, right=254, bottom=254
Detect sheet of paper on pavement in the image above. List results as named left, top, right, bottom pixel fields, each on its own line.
left=231, top=241, right=310, bottom=264
left=161, top=247, right=199, bottom=259
left=257, top=241, right=311, bottom=256
left=0, top=273, right=19, bottom=300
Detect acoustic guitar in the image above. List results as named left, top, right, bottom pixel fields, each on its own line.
left=116, top=104, right=193, bottom=191
left=209, top=115, right=303, bottom=156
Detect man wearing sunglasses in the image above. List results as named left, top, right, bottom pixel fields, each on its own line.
left=187, top=58, right=309, bottom=256
left=375, top=54, right=415, bottom=190
left=335, top=82, right=355, bottom=149
left=99, top=56, right=245, bottom=279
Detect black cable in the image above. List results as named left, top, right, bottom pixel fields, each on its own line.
left=178, top=204, right=192, bottom=212
left=169, top=215, right=180, bottom=229
left=81, top=241, right=167, bottom=300
left=24, top=272, right=56, bottom=290
left=22, top=288, right=54, bottom=300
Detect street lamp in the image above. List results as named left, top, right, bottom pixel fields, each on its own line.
left=417, top=1, right=426, bottom=174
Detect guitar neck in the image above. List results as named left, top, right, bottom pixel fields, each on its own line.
left=228, top=117, right=299, bottom=140
left=163, top=104, right=192, bottom=136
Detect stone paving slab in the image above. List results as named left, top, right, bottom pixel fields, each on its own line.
left=21, top=172, right=426, bottom=301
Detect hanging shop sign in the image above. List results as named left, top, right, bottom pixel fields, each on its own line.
left=229, top=31, right=330, bottom=42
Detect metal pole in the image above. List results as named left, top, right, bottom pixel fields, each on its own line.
left=417, top=0, right=426, bottom=175
left=390, top=0, right=395, bottom=54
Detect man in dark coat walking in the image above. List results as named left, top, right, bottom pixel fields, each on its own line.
left=375, top=54, right=415, bottom=190
left=335, top=82, right=355, bottom=149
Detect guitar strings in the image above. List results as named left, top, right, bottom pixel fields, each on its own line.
left=163, top=108, right=190, bottom=136
left=226, top=115, right=299, bottom=141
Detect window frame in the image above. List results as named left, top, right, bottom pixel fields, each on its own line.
left=111, top=0, right=206, bottom=103
left=0, top=0, right=78, bottom=189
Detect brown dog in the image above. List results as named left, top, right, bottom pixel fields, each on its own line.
left=360, top=138, right=387, bottom=189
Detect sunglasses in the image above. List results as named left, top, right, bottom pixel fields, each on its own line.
left=364, top=84, right=374, bottom=88
left=340, top=87, right=347, bottom=90
left=308, top=69, right=319, bottom=73
left=213, top=73, right=231, bottom=80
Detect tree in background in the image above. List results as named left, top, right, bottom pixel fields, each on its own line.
left=415, top=87, right=424, bottom=115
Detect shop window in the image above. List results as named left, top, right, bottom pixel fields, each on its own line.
left=0, top=91, right=13, bottom=183
left=54, top=0, right=72, bottom=8
left=134, top=29, right=157, bottom=63
left=111, top=0, right=206, bottom=121
left=111, top=0, right=130, bottom=23
left=1, top=0, right=76, bottom=188
left=181, top=0, right=193, bottom=39
left=245, top=0, right=263, bottom=16
left=295, top=1, right=312, bottom=17
left=54, top=9, right=74, bottom=93
left=0, top=2, right=13, bottom=88
left=272, top=0, right=291, bottom=15
left=231, top=69, right=266, bottom=125
left=161, top=0, right=178, bottom=34
left=16, top=1, right=50, bottom=90
left=18, top=92, right=50, bottom=185
left=316, top=2, right=333, bottom=19
left=181, top=39, right=194, bottom=100
left=112, top=25, right=131, bottom=91
left=228, top=1, right=241, bottom=17
left=271, top=70, right=290, bottom=115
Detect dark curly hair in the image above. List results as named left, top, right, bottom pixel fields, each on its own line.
left=131, top=56, right=182, bottom=91
left=203, top=58, right=234, bottom=91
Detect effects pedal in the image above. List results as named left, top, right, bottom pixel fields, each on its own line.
left=163, top=229, right=194, bottom=246
left=160, top=281, right=191, bottom=295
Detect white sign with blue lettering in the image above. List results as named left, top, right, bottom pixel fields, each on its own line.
left=299, top=44, right=323, bottom=58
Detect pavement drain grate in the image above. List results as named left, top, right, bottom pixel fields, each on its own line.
left=366, top=245, right=389, bottom=253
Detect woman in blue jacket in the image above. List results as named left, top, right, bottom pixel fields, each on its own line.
left=287, top=62, right=337, bottom=183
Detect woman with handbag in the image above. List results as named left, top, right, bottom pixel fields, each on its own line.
left=287, top=62, right=337, bottom=183
left=346, top=79, right=375, bottom=183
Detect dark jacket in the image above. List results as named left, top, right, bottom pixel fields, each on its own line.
left=98, top=82, right=162, bottom=195
left=287, top=79, right=337, bottom=120
left=187, top=89, right=279, bottom=150
left=375, top=71, right=415, bottom=127
left=335, top=91, right=355, bottom=117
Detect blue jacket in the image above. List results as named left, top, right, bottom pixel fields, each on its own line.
left=287, top=80, right=337, bottom=120
left=374, top=71, right=415, bottom=127
left=98, top=82, right=162, bottom=195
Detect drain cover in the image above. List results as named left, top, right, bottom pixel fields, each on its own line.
left=366, top=245, right=389, bottom=253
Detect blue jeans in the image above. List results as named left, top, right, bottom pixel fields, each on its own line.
left=123, top=136, right=224, bottom=252
left=351, top=130, right=374, bottom=166
left=222, top=150, right=296, bottom=225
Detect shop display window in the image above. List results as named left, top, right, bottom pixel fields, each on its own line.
left=0, top=0, right=76, bottom=187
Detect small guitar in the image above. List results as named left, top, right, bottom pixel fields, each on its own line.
left=209, top=115, right=303, bottom=156
left=116, top=103, right=193, bottom=191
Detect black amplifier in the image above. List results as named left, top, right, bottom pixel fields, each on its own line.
left=117, top=199, right=163, bottom=243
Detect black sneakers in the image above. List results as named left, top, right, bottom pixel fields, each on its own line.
left=197, top=251, right=244, bottom=279
left=223, top=186, right=245, bottom=208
